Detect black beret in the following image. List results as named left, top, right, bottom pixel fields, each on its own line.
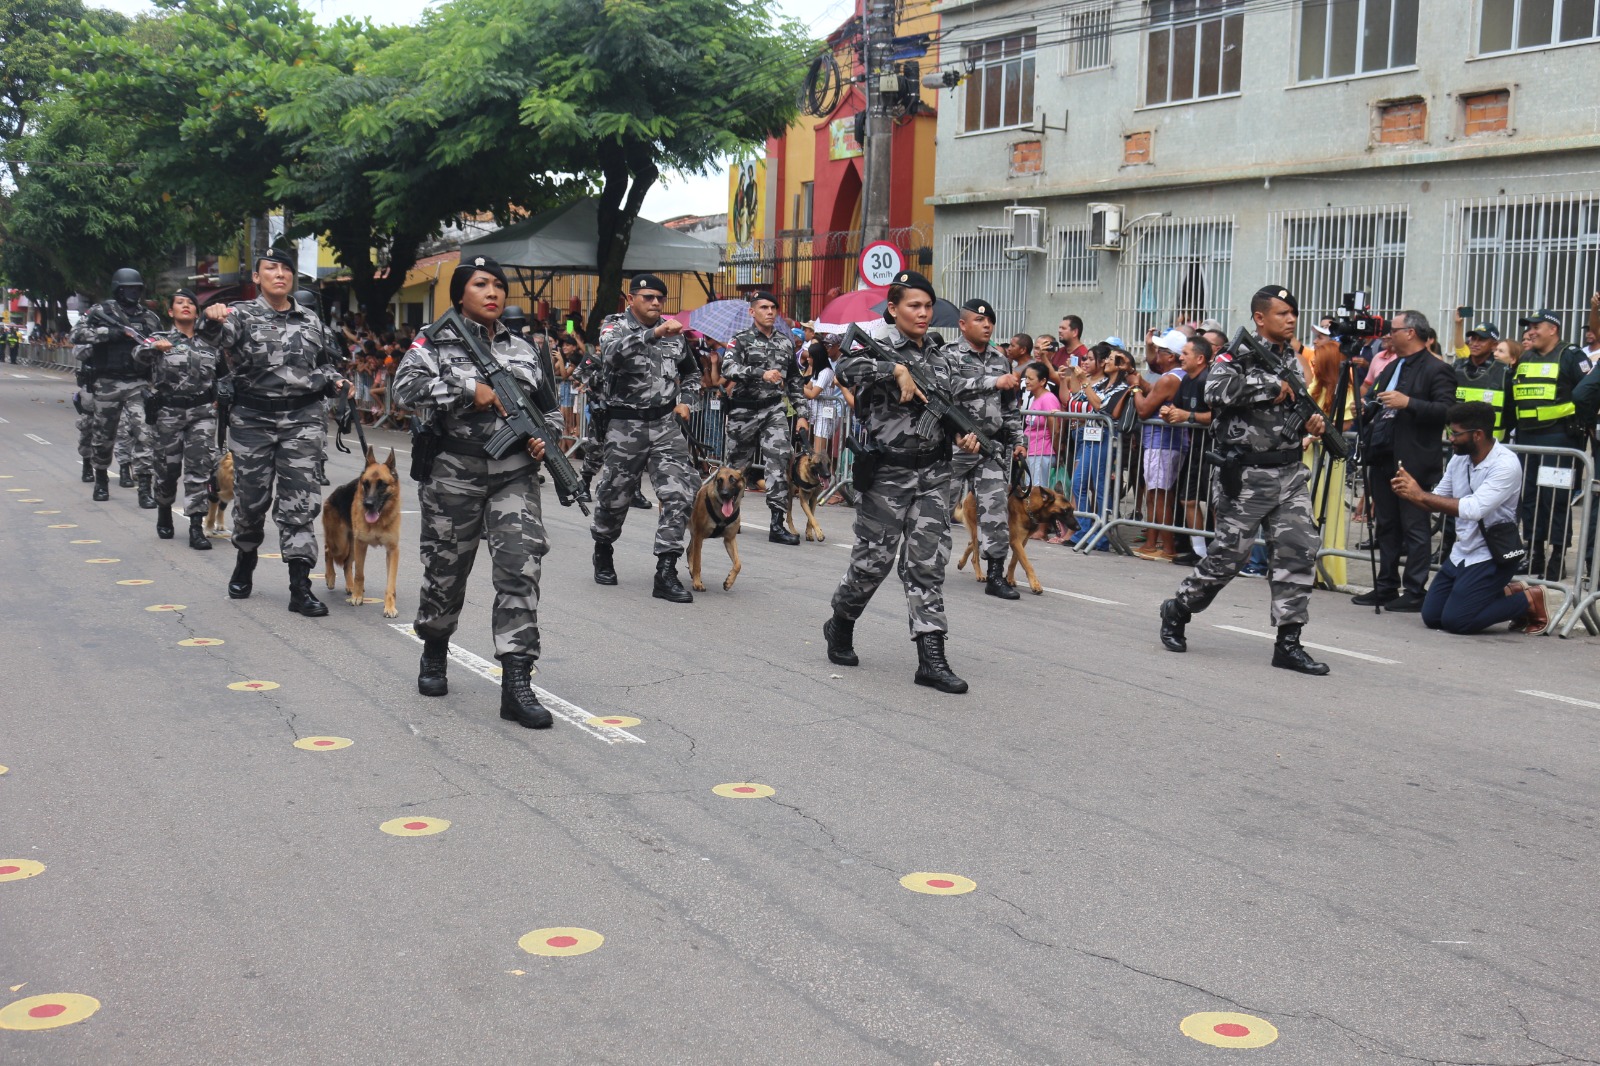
left=890, top=270, right=936, bottom=300
left=629, top=273, right=668, bottom=294
left=172, top=288, right=198, bottom=306
left=1253, top=285, right=1298, bottom=313
left=960, top=298, right=995, bottom=323
left=748, top=290, right=778, bottom=307
left=256, top=247, right=297, bottom=271
left=450, top=255, right=509, bottom=307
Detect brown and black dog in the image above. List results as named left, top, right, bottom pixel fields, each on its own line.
left=785, top=450, right=829, bottom=543
left=323, top=447, right=402, bottom=618
left=688, top=467, right=746, bottom=592
left=204, top=450, right=235, bottom=536
left=955, top=486, right=1078, bottom=595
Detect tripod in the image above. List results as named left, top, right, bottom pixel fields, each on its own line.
left=1312, top=338, right=1381, bottom=611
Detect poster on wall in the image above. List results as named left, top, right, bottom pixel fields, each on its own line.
left=727, top=159, right=770, bottom=285
left=829, top=116, right=863, bottom=161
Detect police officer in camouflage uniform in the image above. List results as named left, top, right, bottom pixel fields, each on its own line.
left=720, top=290, right=807, bottom=545
left=945, top=297, right=1027, bottom=599
left=393, top=256, right=558, bottom=730
left=823, top=270, right=980, bottom=693
left=1159, top=285, right=1330, bottom=675
left=293, top=288, right=339, bottom=487
left=201, top=248, right=351, bottom=616
left=73, top=378, right=134, bottom=483
left=71, top=268, right=162, bottom=506
left=589, top=274, right=702, bottom=602
left=135, top=288, right=221, bottom=550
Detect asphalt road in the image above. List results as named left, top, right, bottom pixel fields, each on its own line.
left=2, top=364, right=1599, bottom=1066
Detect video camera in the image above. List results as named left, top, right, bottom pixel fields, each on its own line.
left=1326, top=291, right=1387, bottom=343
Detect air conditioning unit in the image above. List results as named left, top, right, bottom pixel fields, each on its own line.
left=1004, top=206, right=1047, bottom=254
left=1088, top=202, right=1124, bottom=250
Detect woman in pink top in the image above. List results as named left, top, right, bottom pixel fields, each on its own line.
left=1022, top=361, right=1062, bottom=493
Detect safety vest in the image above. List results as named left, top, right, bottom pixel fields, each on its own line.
left=1512, top=345, right=1577, bottom=428
left=1453, top=357, right=1509, bottom=433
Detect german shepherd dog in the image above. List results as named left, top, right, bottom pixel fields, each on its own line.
left=322, top=447, right=402, bottom=617
left=204, top=450, right=235, bottom=536
left=955, top=485, right=1078, bottom=595
left=785, top=448, right=830, bottom=543
left=688, top=467, right=746, bottom=592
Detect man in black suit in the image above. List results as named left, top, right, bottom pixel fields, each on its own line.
left=1353, top=310, right=1459, bottom=611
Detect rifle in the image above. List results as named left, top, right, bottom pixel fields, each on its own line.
left=424, top=308, right=591, bottom=514
left=88, top=304, right=152, bottom=347
left=1229, top=328, right=1349, bottom=463
left=839, top=324, right=1006, bottom=464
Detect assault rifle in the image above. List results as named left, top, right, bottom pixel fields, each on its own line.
left=425, top=308, right=591, bottom=514
left=88, top=304, right=152, bottom=346
left=839, top=324, right=1005, bottom=463
left=1230, top=328, right=1348, bottom=463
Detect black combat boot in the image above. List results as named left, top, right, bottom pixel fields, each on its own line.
left=188, top=514, right=211, bottom=551
left=592, top=540, right=618, bottom=585
left=1272, top=623, right=1330, bottom=676
left=286, top=559, right=329, bottom=617
left=984, top=554, right=1020, bottom=599
left=228, top=548, right=257, bottom=599
left=652, top=551, right=694, bottom=603
left=500, top=654, right=552, bottom=729
left=913, top=632, right=968, bottom=694
left=118, top=462, right=134, bottom=488
left=92, top=468, right=110, bottom=502
left=1159, top=598, right=1191, bottom=653
left=769, top=505, right=799, bottom=545
left=417, top=637, right=449, bottom=697
left=81, top=457, right=94, bottom=483
left=155, top=503, right=174, bottom=539
left=631, top=489, right=652, bottom=509
left=823, top=612, right=858, bottom=666
left=314, top=459, right=330, bottom=487
left=136, top=474, right=156, bottom=509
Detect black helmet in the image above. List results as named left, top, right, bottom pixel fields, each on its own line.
left=500, top=305, right=529, bottom=335
left=110, top=267, right=144, bottom=306
left=292, top=288, right=320, bottom=312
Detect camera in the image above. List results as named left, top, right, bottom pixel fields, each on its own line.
left=1327, top=291, right=1387, bottom=341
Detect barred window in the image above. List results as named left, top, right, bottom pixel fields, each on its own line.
left=1298, top=0, right=1419, bottom=81
left=1144, top=0, right=1243, bottom=107
left=1068, top=8, right=1113, bottom=72
left=1266, top=206, right=1409, bottom=322
left=1049, top=227, right=1099, bottom=292
left=1442, top=194, right=1600, bottom=336
left=964, top=33, right=1037, bottom=133
left=1114, top=215, right=1235, bottom=343
left=1480, top=0, right=1600, bottom=54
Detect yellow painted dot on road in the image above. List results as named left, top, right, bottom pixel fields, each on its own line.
left=144, top=604, right=186, bottom=612
left=711, top=781, right=774, bottom=799
left=293, top=736, right=352, bottom=751
left=18, top=498, right=42, bottom=503
left=379, top=816, right=449, bottom=837
left=586, top=715, right=642, bottom=729
left=70, top=539, right=99, bottom=544
left=0, top=992, right=100, bottom=1031
left=0, top=765, right=7, bottom=775
left=85, top=557, right=119, bottom=564
left=47, top=524, right=77, bottom=529
left=116, top=579, right=153, bottom=586
left=33, top=510, right=60, bottom=515
left=0, top=860, right=45, bottom=882
left=5, top=488, right=29, bottom=492
left=0, top=475, right=11, bottom=478
left=177, top=637, right=225, bottom=647
left=518, top=927, right=604, bottom=957
left=899, top=872, right=977, bottom=896
left=260, top=552, right=282, bottom=559
left=227, top=680, right=279, bottom=692
left=1180, top=1012, right=1279, bottom=1048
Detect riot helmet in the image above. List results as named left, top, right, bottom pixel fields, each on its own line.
left=500, top=305, right=529, bottom=337
left=110, top=267, right=144, bottom=308
left=292, top=288, right=321, bottom=313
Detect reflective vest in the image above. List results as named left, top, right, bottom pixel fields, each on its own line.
left=1512, top=345, right=1578, bottom=428
left=1453, top=357, right=1509, bottom=433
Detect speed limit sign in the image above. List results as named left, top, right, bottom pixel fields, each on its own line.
left=859, top=241, right=905, bottom=289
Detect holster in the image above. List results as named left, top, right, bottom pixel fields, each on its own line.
left=1208, top=450, right=1243, bottom=499
left=410, top=421, right=442, bottom=483
left=845, top=435, right=879, bottom=492
left=215, top=376, right=235, bottom=406
left=75, top=367, right=95, bottom=390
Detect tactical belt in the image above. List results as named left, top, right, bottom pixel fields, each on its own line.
left=725, top=395, right=783, bottom=411
left=437, top=437, right=492, bottom=458
left=1229, top=448, right=1302, bottom=469
left=607, top=402, right=675, bottom=421
left=877, top=447, right=949, bottom=470
left=234, top=390, right=322, bottom=414
left=152, top=390, right=214, bottom=410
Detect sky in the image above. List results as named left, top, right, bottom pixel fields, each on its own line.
left=92, top=0, right=855, bottom=220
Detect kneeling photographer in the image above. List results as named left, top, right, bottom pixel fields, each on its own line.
left=1390, top=402, right=1547, bottom=635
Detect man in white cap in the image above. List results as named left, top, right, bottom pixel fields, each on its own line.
left=1130, top=328, right=1191, bottom=560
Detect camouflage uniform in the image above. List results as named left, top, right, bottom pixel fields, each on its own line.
left=1173, top=334, right=1318, bottom=625
left=200, top=297, right=338, bottom=562
left=720, top=325, right=804, bottom=509
left=832, top=325, right=960, bottom=637
left=135, top=329, right=221, bottom=516
left=74, top=390, right=136, bottom=465
left=570, top=323, right=617, bottom=486
left=946, top=335, right=1023, bottom=559
left=393, top=320, right=562, bottom=659
left=70, top=300, right=162, bottom=476
left=589, top=311, right=702, bottom=554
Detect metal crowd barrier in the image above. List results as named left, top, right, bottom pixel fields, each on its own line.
left=22, top=343, right=76, bottom=371
left=1072, top=414, right=1216, bottom=556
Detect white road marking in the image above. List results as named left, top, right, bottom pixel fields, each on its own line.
left=1212, top=625, right=1400, bottom=664
left=9, top=373, right=29, bottom=379
left=0, top=416, right=8, bottom=423
left=1043, top=586, right=1125, bottom=606
left=389, top=623, right=643, bottom=744
left=1519, top=689, right=1600, bottom=711
left=24, top=433, right=48, bottom=445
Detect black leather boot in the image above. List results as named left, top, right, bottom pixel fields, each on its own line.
left=314, top=459, right=330, bottom=487
left=136, top=474, right=156, bottom=509
left=118, top=462, right=134, bottom=488
left=188, top=514, right=211, bottom=551
left=1159, top=598, right=1190, bottom=653
left=592, top=540, right=618, bottom=585
left=769, top=505, right=799, bottom=545
left=287, top=559, right=329, bottom=617
left=81, top=457, right=94, bottom=483
left=155, top=503, right=174, bottom=539
left=914, top=632, right=968, bottom=694
left=984, top=554, right=1020, bottom=599
left=418, top=637, right=449, bottom=697
left=652, top=551, right=693, bottom=603
left=92, top=468, right=109, bottom=501
left=500, top=654, right=552, bottom=729
left=630, top=489, right=652, bottom=509
left=1272, top=624, right=1330, bottom=676
left=823, top=612, right=858, bottom=666
left=228, top=548, right=257, bottom=599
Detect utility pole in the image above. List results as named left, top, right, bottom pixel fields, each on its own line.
left=860, top=0, right=894, bottom=247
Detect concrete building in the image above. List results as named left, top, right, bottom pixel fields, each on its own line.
left=930, top=0, right=1600, bottom=353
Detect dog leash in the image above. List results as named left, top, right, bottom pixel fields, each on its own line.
left=334, top=393, right=368, bottom=457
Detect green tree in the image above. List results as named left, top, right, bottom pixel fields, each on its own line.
left=0, top=0, right=127, bottom=182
